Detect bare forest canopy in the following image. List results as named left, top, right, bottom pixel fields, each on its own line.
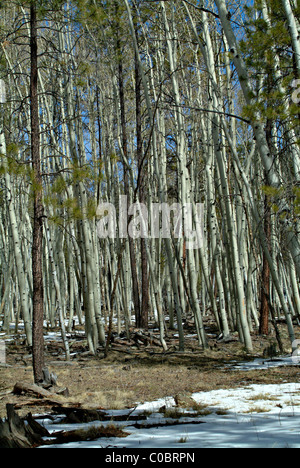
left=0, top=0, right=299, bottom=381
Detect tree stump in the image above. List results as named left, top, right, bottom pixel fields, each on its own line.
left=0, top=404, right=50, bottom=448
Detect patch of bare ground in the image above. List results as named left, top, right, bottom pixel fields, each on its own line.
left=0, top=322, right=299, bottom=418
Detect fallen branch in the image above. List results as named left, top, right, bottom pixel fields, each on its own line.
left=131, top=419, right=205, bottom=429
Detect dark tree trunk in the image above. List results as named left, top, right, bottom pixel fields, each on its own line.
left=30, top=5, right=45, bottom=383
left=119, top=68, right=141, bottom=326
left=114, top=5, right=141, bottom=326
left=259, top=117, right=273, bottom=336
left=135, top=34, right=149, bottom=330
left=259, top=194, right=271, bottom=335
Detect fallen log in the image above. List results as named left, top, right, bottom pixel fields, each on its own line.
left=52, top=407, right=107, bottom=424
left=13, top=381, right=68, bottom=403
left=109, top=345, right=136, bottom=355
left=131, top=331, right=163, bottom=347
left=14, top=398, right=67, bottom=410
left=51, top=406, right=148, bottom=424
left=112, top=338, right=135, bottom=347
left=12, top=382, right=69, bottom=409
left=112, top=330, right=165, bottom=349
left=13, top=382, right=56, bottom=398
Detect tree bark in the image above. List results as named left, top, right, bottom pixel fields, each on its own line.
left=259, top=194, right=271, bottom=335
left=30, top=5, right=45, bottom=383
left=0, top=404, right=50, bottom=449
left=135, top=27, right=149, bottom=329
left=215, top=0, right=300, bottom=277
left=114, top=5, right=141, bottom=327
left=281, top=0, right=300, bottom=76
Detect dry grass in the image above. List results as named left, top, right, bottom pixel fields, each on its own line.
left=247, top=393, right=279, bottom=402
left=1, top=325, right=300, bottom=418
left=245, top=406, right=271, bottom=414
left=50, top=423, right=130, bottom=445
left=178, top=436, right=189, bottom=443
left=163, top=408, right=185, bottom=419
left=80, top=389, right=135, bottom=410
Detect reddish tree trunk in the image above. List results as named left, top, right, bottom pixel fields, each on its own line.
left=135, top=38, right=149, bottom=329
left=259, top=194, right=271, bottom=335
left=30, top=5, right=45, bottom=383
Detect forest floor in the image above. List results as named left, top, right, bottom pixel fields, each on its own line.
left=1, top=317, right=300, bottom=420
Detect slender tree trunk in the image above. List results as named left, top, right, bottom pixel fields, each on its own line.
left=281, top=0, right=300, bottom=76
left=0, top=123, right=32, bottom=346
left=259, top=111, right=274, bottom=335
left=30, top=5, right=45, bottom=383
left=135, top=32, right=149, bottom=329
left=45, top=220, right=70, bottom=360
left=259, top=193, right=271, bottom=335
left=115, top=15, right=141, bottom=326
left=215, top=0, right=300, bottom=277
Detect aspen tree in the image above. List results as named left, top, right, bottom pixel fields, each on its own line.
left=124, top=0, right=186, bottom=349
left=215, top=0, right=300, bottom=277
left=281, top=0, right=300, bottom=75
left=1, top=0, right=299, bottom=357
left=160, top=1, right=207, bottom=348
left=0, top=100, right=32, bottom=346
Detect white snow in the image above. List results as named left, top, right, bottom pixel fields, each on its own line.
left=2, top=324, right=300, bottom=448
left=2, top=322, right=300, bottom=448
left=228, top=356, right=300, bottom=371
left=39, top=379, right=300, bottom=449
